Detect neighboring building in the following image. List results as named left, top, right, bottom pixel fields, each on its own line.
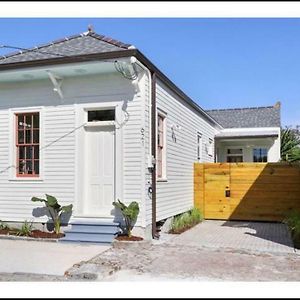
left=206, top=103, right=281, bottom=163
left=0, top=30, right=281, bottom=241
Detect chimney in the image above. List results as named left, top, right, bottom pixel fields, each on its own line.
left=87, top=24, right=94, bottom=33
left=274, top=101, right=281, bottom=109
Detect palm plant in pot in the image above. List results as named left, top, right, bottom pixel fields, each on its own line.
left=112, top=199, right=142, bottom=241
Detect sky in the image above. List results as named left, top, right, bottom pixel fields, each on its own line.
left=0, top=18, right=299, bottom=127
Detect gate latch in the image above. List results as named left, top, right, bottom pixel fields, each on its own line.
left=225, top=188, right=230, bottom=198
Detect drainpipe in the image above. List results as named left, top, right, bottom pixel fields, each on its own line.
left=132, top=58, right=158, bottom=239
left=151, top=72, right=159, bottom=239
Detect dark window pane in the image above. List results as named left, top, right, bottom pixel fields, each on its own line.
left=26, top=160, right=32, bottom=174
left=18, top=130, right=24, bottom=144
left=18, top=146, right=25, bottom=159
left=25, top=115, right=32, bottom=129
left=88, top=110, right=115, bottom=122
left=228, top=148, right=243, bottom=155
left=33, top=114, right=39, bottom=129
left=33, top=130, right=39, bottom=144
left=253, top=148, right=268, bottom=163
left=25, top=130, right=32, bottom=144
left=34, top=146, right=39, bottom=159
left=26, top=146, right=33, bottom=160
left=18, top=160, right=25, bottom=174
left=34, top=160, right=39, bottom=175
left=18, top=115, right=24, bottom=130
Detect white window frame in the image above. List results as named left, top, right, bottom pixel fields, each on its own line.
left=84, top=107, right=116, bottom=128
left=253, top=147, right=268, bottom=163
left=207, top=138, right=213, bottom=157
left=226, top=146, right=244, bottom=163
left=156, top=110, right=167, bottom=181
left=8, top=106, right=44, bottom=181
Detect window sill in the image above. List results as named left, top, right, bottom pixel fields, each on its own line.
left=157, top=178, right=168, bottom=183
left=9, top=177, right=44, bottom=182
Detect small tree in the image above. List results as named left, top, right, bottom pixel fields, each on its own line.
left=31, top=194, right=73, bottom=234
left=112, top=199, right=139, bottom=237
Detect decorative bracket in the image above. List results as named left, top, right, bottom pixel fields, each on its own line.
left=46, top=70, right=64, bottom=100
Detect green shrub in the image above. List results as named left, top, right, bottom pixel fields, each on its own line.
left=284, top=211, right=300, bottom=240
left=31, top=194, right=73, bottom=234
left=15, top=220, right=33, bottom=237
left=0, top=220, right=10, bottom=230
left=190, top=207, right=203, bottom=224
left=112, top=199, right=139, bottom=237
left=170, top=207, right=203, bottom=233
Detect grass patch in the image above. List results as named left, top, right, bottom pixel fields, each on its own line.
left=169, top=207, right=203, bottom=234
left=284, top=210, right=300, bottom=249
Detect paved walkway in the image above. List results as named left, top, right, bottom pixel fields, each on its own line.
left=171, top=220, right=295, bottom=254
left=0, top=239, right=109, bottom=276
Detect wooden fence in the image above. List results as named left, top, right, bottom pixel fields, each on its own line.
left=194, top=163, right=300, bottom=222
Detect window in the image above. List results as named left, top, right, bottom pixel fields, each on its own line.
left=197, top=133, right=202, bottom=162
left=207, top=138, right=213, bottom=157
left=253, top=148, right=268, bottom=162
left=87, top=109, right=115, bottom=122
left=227, top=148, right=243, bottom=163
left=157, top=114, right=166, bottom=179
left=16, top=112, right=40, bottom=177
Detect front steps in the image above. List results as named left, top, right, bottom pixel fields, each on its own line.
left=60, top=219, right=120, bottom=244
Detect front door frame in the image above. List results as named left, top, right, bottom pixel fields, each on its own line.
left=74, top=101, right=123, bottom=218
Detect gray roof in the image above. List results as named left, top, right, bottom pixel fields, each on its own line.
left=206, top=103, right=281, bottom=128
left=0, top=31, right=131, bottom=64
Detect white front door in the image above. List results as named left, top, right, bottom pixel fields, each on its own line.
left=84, top=125, right=115, bottom=216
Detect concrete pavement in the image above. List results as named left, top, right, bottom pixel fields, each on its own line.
left=0, top=239, right=109, bottom=276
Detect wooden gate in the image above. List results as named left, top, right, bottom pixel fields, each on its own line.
left=194, top=163, right=300, bottom=222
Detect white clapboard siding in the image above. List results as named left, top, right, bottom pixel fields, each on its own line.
left=145, top=79, right=216, bottom=224
left=0, top=72, right=144, bottom=225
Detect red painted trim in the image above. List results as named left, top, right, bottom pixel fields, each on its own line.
left=15, top=112, right=40, bottom=177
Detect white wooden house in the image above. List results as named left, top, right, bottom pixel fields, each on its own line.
left=0, top=30, right=281, bottom=242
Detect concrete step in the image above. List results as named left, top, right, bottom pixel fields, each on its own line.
left=64, top=224, right=120, bottom=234
left=61, top=232, right=116, bottom=243
left=61, top=219, right=120, bottom=244
left=70, top=218, right=119, bottom=226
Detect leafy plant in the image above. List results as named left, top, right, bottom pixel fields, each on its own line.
left=170, top=207, right=203, bottom=234
left=0, top=220, right=9, bottom=230
left=112, top=199, right=139, bottom=237
left=284, top=210, right=300, bottom=248
left=281, top=128, right=300, bottom=162
left=15, top=220, right=33, bottom=237
left=31, top=194, right=73, bottom=234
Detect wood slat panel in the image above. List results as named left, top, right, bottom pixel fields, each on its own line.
left=194, top=162, right=300, bottom=222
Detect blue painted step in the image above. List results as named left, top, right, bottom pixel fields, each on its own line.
left=60, top=219, right=120, bottom=244
left=61, top=232, right=115, bottom=243
left=64, top=225, right=119, bottom=234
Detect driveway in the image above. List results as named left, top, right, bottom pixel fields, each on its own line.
left=171, top=220, right=295, bottom=254
left=0, top=239, right=109, bottom=276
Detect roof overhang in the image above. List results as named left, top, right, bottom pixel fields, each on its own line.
left=215, top=128, right=280, bottom=140
left=0, top=49, right=222, bottom=129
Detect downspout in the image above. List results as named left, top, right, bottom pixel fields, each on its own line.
left=151, top=72, right=159, bottom=239
left=132, top=57, right=158, bottom=239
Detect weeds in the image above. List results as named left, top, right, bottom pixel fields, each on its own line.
left=15, top=220, right=33, bottom=237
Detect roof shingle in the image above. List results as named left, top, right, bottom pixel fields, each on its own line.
left=0, top=31, right=132, bottom=64
left=206, top=103, right=281, bottom=128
